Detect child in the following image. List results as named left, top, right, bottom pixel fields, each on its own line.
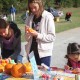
left=1, top=14, right=8, bottom=21
left=65, top=12, right=72, bottom=21
left=64, top=42, right=80, bottom=73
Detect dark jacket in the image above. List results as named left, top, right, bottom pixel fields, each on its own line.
left=10, top=7, right=16, bottom=14
left=0, top=21, right=21, bottom=60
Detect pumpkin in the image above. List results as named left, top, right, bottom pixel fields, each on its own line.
left=0, top=64, right=4, bottom=73
left=26, top=28, right=35, bottom=33
left=23, top=62, right=32, bottom=72
left=1, top=60, right=6, bottom=67
left=11, top=63, right=25, bottom=78
left=5, top=63, right=14, bottom=74
left=0, top=59, right=9, bottom=67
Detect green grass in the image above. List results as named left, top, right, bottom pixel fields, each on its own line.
left=55, top=7, right=80, bottom=33
left=11, top=7, right=80, bottom=42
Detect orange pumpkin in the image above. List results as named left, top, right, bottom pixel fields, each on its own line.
left=11, top=63, right=25, bottom=78
left=1, top=60, right=6, bottom=63
left=5, top=63, right=14, bottom=74
left=23, top=62, right=32, bottom=72
left=26, top=28, right=35, bottom=33
left=0, top=64, right=4, bottom=73
left=1, top=60, right=7, bottom=66
left=0, top=59, right=9, bottom=67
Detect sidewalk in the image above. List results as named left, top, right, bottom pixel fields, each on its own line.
left=50, top=27, right=80, bottom=68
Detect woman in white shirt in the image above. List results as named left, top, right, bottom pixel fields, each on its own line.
left=25, top=0, right=56, bottom=67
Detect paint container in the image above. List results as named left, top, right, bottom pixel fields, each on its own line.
left=75, top=74, right=80, bottom=80
left=0, top=73, right=3, bottom=80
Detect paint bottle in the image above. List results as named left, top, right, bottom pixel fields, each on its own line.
left=75, top=74, right=80, bottom=80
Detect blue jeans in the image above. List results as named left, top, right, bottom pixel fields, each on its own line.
left=41, top=56, right=51, bottom=67
left=18, top=55, right=51, bottom=67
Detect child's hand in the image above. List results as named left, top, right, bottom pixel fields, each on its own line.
left=72, top=68, right=80, bottom=74
left=64, top=65, right=70, bottom=70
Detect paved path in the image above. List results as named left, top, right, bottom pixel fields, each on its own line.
left=50, top=27, right=80, bottom=68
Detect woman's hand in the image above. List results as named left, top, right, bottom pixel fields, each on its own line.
left=25, top=26, right=38, bottom=37
left=25, top=25, right=29, bottom=33
left=29, top=30, right=38, bottom=37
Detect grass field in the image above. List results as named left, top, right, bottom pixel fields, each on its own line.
left=55, top=7, right=80, bottom=33
left=12, top=7, right=80, bottom=42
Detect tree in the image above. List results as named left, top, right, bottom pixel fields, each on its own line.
left=73, top=0, right=80, bottom=7
left=44, top=0, right=55, bottom=8
left=60, top=0, right=73, bottom=7
left=0, top=0, right=28, bottom=13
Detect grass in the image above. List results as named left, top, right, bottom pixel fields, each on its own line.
left=55, top=7, right=80, bottom=33
left=9, top=7, right=80, bottom=42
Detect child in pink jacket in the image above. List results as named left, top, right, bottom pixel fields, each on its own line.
left=64, top=42, right=80, bottom=73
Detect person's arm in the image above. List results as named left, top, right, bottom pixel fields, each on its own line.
left=25, top=15, right=33, bottom=42
left=72, top=68, right=80, bottom=74
left=37, top=14, right=56, bottom=43
left=25, top=26, right=32, bottom=42
left=26, top=13, right=56, bottom=43
left=14, top=7, right=16, bottom=13
left=64, top=59, right=76, bottom=71
left=9, top=35, right=21, bottom=60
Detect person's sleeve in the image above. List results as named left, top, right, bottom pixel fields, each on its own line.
left=15, top=8, right=16, bottom=12
left=37, top=14, right=56, bottom=43
left=25, top=15, right=32, bottom=42
left=9, top=35, right=21, bottom=60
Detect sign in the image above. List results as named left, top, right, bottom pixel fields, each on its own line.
left=29, top=51, right=39, bottom=80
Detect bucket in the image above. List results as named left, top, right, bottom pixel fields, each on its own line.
left=54, top=17, right=60, bottom=22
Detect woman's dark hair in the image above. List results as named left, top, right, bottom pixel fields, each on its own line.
left=0, top=18, right=8, bottom=29
left=0, top=19, right=21, bottom=38
left=9, top=21, right=21, bottom=38
left=28, top=0, right=44, bottom=15
left=65, top=42, right=80, bottom=58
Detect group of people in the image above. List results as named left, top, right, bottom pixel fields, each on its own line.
left=0, top=0, right=80, bottom=74
left=1, top=5, right=16, bottom=22
left=0, top=0, right=55, bottom=67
